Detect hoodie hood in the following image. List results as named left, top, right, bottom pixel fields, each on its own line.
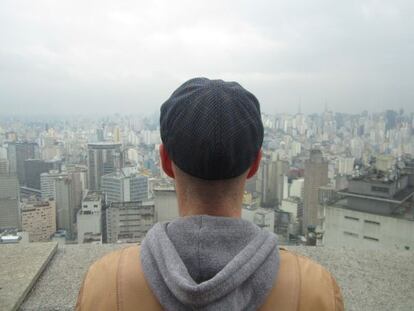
left=141, top=215, right=280, bottom=311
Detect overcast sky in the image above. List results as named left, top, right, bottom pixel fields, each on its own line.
left=0, top=0, right=413, bottom=116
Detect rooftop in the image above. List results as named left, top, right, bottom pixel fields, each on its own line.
left=82, top=191, right=103, bottom=202
left=331, top=198, right=414, bottom=221
left=0, top=243, right=411, bottom=311
left=338, top=186, right=414, bottom=204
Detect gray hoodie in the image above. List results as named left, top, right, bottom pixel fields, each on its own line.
left=141, top=215, right=280, bottom=311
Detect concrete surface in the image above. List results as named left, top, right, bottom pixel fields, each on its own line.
left=18, top=244, right=414, bottom=311
left=0, top=242, right=57, bottom=311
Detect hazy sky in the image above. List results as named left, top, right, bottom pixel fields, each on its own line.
left=0, top=0, right=413, bottom=116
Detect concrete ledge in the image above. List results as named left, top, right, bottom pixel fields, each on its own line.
left=18, top=244, right=414, bottom=311
left=0, top=242, right=57, bottom=311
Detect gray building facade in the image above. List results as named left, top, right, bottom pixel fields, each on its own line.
left=105, top=201, right=154, bottom=243
left=101, top=169, right=148, bottom=204
left=0, top=173, right=20, bottom=230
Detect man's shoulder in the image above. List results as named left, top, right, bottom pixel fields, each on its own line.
left=259, top=248, right=344, bottom=311
left=76, top=245, right=163, bottom=311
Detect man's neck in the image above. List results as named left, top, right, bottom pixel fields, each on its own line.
left=177, top=196, right=243, bottom=218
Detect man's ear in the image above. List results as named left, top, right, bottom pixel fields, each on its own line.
left=247, top=149, right=262, bottom=179
left=159, top=144, right=175, bottom=178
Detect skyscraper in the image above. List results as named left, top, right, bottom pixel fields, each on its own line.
left=24, top=159, right=61, bottom=189
left=87, top=142, right=122, bottom=191
left=303, top=149, right=328, bottom=233
left=101, top=168, right=148, bottom=204
left=40, top=170, right=67, bottom=200
left=259, top=153, right=288, bottom=208
left=55, top=172, right=82, bottom=240
left=0, top=173, right=20, bottom=230
left=7, top=141, right=39, bottom=185
left=0, top=158, right=9, bottom=175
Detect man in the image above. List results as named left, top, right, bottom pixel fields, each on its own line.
left=76, top=78, right=344, bottom=311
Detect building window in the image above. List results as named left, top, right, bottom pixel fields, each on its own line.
left=371, top=186, right=389, bottom=194
left=363, top=236, right=379, bottom=242
left=364, top=220, right=380, bottom=226
left=343, top=231, right=358, bottom=238
left=344, top=216, right=359, bottom=221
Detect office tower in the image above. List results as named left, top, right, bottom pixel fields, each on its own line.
left=303, top=150, right=328, bottom=233
left=0, top=173, right=20, bottom=230
left=105, top=201, right=154, bottom=243
left=0, top=158, right=9, bottom=175
left=21, top=200, right=56, bottom=242
left=153, top=186, right=178, bottom=222
left=101, top=168, right=148, bottom=204
left=7, top=141, right=39, bottom=185
left=55, top=172, right=82, bottom=240
left=77, top=191, right=104, bottom=244
left=322, top=168, right=414, bottom=250
left=40, top=170, right=67, bottom=200
left=24, top=159, right=61, bottom=189
left=259, top=153, right=288, bottom=208
left=65, top=164, right=88, bottom=197
left=87, top=142, right=122, bottom=191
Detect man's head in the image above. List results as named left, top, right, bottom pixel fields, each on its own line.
left=159, top=78, right=263, bottom=214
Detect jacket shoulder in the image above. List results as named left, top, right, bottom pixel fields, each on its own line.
left=260, top=248, right=344, bottom=311
left=295, top=250, right=344, bottom=311
left=75, top=245, right=162, bottom=311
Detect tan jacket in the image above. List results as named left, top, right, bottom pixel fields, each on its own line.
left=76, top=246, right=344, bottom=311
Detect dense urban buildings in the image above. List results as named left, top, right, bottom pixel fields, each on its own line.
left=0, top=109, right=413, bottom=248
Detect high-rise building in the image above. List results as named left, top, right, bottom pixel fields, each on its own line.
left=0, top=158, right=9, bottom=175
left=87, top=142, right=122, bottom=191
left=77, top=191, right=104, bottom=244
left=40, top=170, right=67, bottom=200
left=0, top=173, right=20, bottom=230
left=24, top=159, right=61, bottom=189
left=55, top=172, right=82, bottom=240
left=7, top=141, right=39, bottom=185
left=303, top=149, right=328, bottom=233
left=101, top=168, right=148, bottom=204
left=259, top=153, right=288, bottom=208
left=105, top=201, right=154, bottom=243
left=21, top=200, right=56, bottom=242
